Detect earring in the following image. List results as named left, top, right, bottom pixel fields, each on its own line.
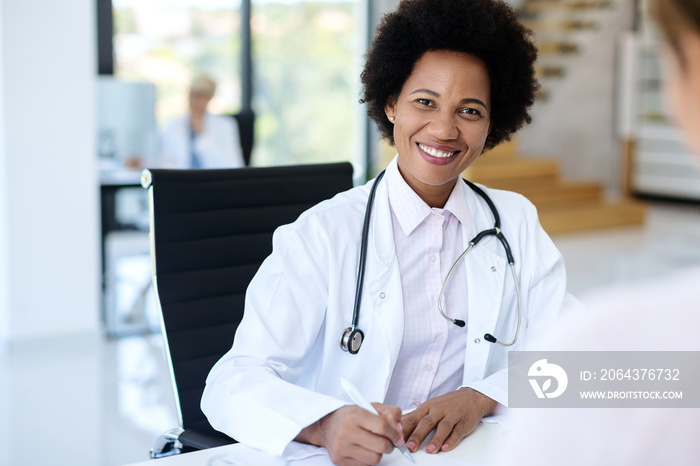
left=389, top=116, right=395, bottom=122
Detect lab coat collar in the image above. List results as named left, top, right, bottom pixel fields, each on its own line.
left=443, top=176, right=473, bottom=233
left=385, top=157, right=431, bottom=236
left=463, top=180, right=497, bottom=240
left=368, top=168, right=398, bottom=277
left=364, top=168, right=403, bottom=393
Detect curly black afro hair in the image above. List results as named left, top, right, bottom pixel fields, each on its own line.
left=360, top=0, right=539, bottom=151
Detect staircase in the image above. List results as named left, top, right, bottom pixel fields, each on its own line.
left=478, top=0, right=646, bottom=235
left=378, top=0, right=646, bottom=235
left=520, top=0, right=617, bottom=104
left=464, top=140, right=646, bottom=235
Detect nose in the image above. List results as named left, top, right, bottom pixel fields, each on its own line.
left=428, top=111, right=459, bottom=141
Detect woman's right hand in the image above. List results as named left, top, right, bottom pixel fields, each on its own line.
left=296, top=403, right=404, bottom=466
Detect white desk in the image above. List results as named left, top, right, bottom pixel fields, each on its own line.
left=125, top=422, right=504, bottom=466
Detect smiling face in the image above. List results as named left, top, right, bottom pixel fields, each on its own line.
left=385, top=50, right=491, bottom=207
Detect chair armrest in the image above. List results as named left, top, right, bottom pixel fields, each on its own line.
left=150, top=427, right=185, bottom=459
left=178, top=429, right=236, bottom=451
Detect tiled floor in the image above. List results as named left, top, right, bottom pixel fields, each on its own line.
left=0, top=200, right=698, bottom=466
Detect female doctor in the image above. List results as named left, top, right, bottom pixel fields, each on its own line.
left=202, top=1, right=577, bottom=464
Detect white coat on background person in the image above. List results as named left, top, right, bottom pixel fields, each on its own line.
left=201, top=155, right=578, bottom=458
left=156, top=75, right=245, bottom=169
left=158, top=113, right=244, bottom=168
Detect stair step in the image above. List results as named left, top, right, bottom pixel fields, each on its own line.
left=536, top=64, right=566, bottom=79
left=482, top=179, right=602, bottom=208
left=465, top=157, right=560, bottom=183
left=525, top=19, right=597, bottom=33
left=538, top=201, right=647, bottom=235
left=523, top=0, right=614, bottom=13
left=535, top=89, right=550, bottom=101
left=487, top=139, right=521, bottom=159
left=536, top=41, right=579, bottom=55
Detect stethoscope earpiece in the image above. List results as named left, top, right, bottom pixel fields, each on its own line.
left=340, top=327, right=364, bottom=354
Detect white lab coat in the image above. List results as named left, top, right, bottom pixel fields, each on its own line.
left=157, top=112, right=245, bottom=169
left=201, top=165, right=576, bottom=456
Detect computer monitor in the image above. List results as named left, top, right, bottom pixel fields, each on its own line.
left=97, top=76, right=157, bottom=168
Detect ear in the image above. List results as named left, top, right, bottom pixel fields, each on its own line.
left=384, top=97, right=397, bottom=122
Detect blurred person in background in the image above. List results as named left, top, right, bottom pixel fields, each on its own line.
left=158, top=74, right=245, bottom=169
left=501, top=0, right=700, bottom=463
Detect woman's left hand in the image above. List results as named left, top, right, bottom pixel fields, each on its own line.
left=400, top=388, right=498, bottom=454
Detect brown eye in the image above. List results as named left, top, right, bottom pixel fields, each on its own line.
left=460, top=108, right=482, bottom=120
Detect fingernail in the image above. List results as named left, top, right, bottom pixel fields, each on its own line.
left=396, top=438, right=405, bottom=447
left=441, top=443, right=449, bottom=451
left=426, top=444, right=436, bottom=454
left=407, top=441, right=416, bottom=451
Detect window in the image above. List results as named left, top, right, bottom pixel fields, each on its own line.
left=113, top=0, right=242, bottom=124
left=251, top=1, right=364, bottom=168
left=111, top=0, right=365, bottom=169
left=102, top=0, right=370, bottom=336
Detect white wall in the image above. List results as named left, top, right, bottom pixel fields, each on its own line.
left=0, top=0, right=100, bottom=344
left=376, top=0, right=398, bottom=14
left=0, top=1, right=8, bottom=348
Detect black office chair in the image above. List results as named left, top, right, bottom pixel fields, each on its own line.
left=142, top=162, right=355, bottom=458
left=232, top=110, right=255, bottom=166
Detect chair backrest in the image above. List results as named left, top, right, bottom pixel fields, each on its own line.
left=142, top=162, right=355, bottom=442
left=232, top=110, right=255, bottom=166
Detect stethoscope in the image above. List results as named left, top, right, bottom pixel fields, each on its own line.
left=340, top=170, right=523, bottom=354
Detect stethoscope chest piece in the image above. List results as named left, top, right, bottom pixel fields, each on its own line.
left=340, top=327, right=364, bottom=354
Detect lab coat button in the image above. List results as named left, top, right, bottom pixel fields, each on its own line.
left=429, top=255, right=437, bottom=263
left=425, top=365, right=433, bottom=371
left=413, top=401, right=421, bottom=407
left=474, top=338, right=481, bottom=344
left=379, top=292, right=386, bottom=299
left=491, top=266, right=497, bottom=272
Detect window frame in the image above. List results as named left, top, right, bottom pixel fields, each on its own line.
left=96, top=0, right=374, bottom=178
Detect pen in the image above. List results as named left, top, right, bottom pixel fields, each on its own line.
left=340, top=377, right=415, bottom=463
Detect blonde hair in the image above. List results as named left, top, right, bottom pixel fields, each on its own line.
left=190, top=75, right=217, bottom=98
left=651, top=0, right=700, bottom=65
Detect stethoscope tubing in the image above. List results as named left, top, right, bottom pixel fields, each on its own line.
left=349, top=169, right=386, bottom=334
left=437, top=237, right=523, bottom=346
left=345, top=170, right=522, bottom=353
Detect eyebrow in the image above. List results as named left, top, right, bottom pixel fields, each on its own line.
left=408, top=88, right=489, bottom=110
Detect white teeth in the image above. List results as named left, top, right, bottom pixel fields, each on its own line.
left=419, top=143, right=457, bottom=158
